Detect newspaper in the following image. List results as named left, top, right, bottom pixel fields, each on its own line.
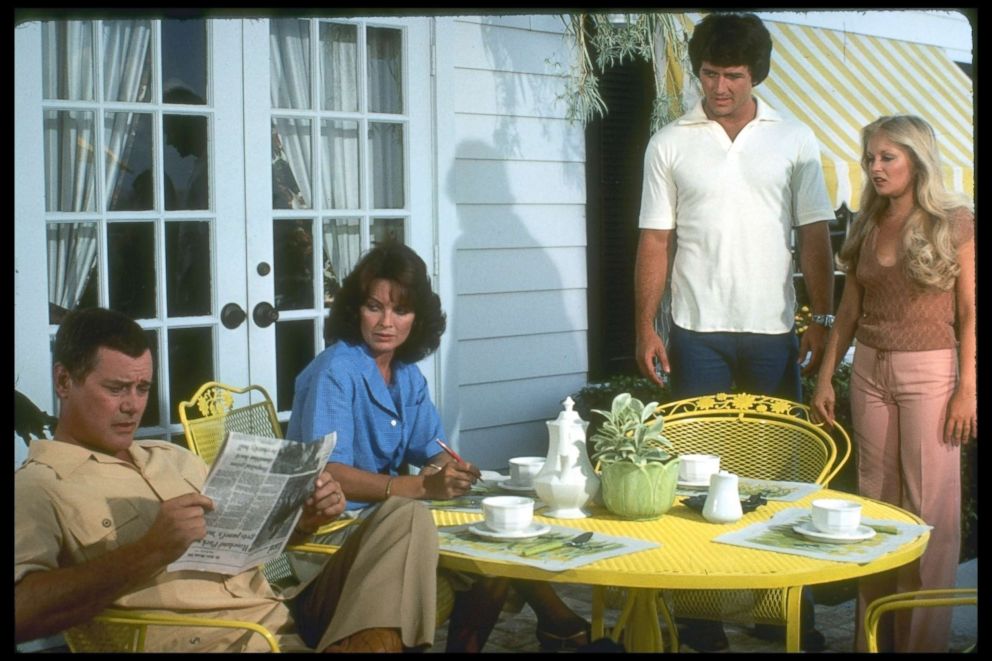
left=168, top=431, right=336, bottom=575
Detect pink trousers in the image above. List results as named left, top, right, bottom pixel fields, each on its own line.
left=850, top=344, right=961, bottom=652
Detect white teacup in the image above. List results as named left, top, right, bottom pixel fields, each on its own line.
left=482, top=495, right=534, bottom=532
left=811, top=498, right=862, bottom=534
left=679, top=454, right=721, bottom=483
left=508, top=456, right=545, bottom=486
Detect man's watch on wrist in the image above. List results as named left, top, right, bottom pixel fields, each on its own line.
left=811, top=314, right=835, bottom=329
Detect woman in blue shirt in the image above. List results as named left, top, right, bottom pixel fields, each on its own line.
left=288, top=242, right=590, bottom=652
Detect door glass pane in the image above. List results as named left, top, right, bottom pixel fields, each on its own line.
left=108, top=222, right=156, bottom=319
left=166, top=221, right=211, bottom=317
left=105, top=112, right=153, bottom=211
left=163, top=110, right=209, bottom=210
left=42, top=21, right=95, bottom=101
left=103, top=20, right=152, bottom=103
left=322, top=218, right=361, bottom=303
left=320, top=120, right=360, bottom=209
left=319, top=22, right=358, bottom=112
left=369, top=122, right=404, bottom=209
left=272, top=126, right=306, bottom=209
left=272, top=118, right=313, bottom=210
left=161, top=19, right=207, bottom=103
left=44, top=110, right=96, bottom=212
left=274, top=220, right=315, bottom=311
left=276, top=320, right=315, bottom=411
left=47, top=222, right=98, bottom=324
left=168, top=326, right=213, bottom=424
left=367, top=27, right=402, bottom=114
left=372, top=217, right=404, bottom=246
left=139, top=329, right=160, bottom=429
left=271, top=19, right=311, bottom=110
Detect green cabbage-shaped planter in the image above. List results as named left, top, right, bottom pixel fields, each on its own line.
left=600, top=458, right=681, bottom=520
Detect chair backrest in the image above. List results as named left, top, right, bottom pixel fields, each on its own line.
left=654, top=392, right=851, bottom=486
left=864, top=588, right=977, bottom=653
left=178, top=381, right=282, bottom=465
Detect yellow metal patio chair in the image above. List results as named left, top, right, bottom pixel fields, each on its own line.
left=593, top=392, right=852, bottom=651
left=864, top=588, right=977, bottom=653
left=63, top=610, right=280, bottom=652
left=179, top=381, right=284, bottom=466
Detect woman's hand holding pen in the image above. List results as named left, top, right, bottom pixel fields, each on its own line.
left=422, top=441, right=482, bottom=499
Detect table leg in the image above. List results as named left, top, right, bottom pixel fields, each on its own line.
left=784, top=586, right=804, bottom=652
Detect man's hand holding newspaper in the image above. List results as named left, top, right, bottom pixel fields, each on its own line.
left=168, top=431, right=337, bottom=575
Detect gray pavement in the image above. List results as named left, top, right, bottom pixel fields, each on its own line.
left=430, top=559, right=977, bottom=653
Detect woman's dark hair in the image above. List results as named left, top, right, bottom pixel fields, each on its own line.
left=53, top=307, right=150, bottom=381
left=325, top=241, right=446, bottom=363
left=688, top=13, right=772, bottom=85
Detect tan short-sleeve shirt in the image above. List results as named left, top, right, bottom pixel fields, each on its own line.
left=15, top=440, right=305, bottom=652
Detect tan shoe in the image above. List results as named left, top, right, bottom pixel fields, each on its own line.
left=323, top=627, right=404, bottom=653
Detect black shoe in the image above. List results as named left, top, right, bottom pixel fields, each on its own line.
left=678, top=619, right=729, bottom=652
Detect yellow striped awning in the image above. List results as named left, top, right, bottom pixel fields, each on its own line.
left=755, top=20, right=974, bottom=211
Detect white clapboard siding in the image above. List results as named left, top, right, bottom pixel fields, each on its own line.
left=454, top=19, right=576, bottom=75
left=459, top=332, right=588, bottom=386
left=460, top=373, right=590, bottom=431
left=454, top=159, right=585, bottom=204
left=456, top=115, right=585, bottom=162
left=453, top=68, right=572, bottom=119
left=456, top=290, right=588, bottom=339
left=455, top=247, right=587, bottom=295
left=444, top=16, right=589, bottom=468
left=455, top=204, right=586, bottom=249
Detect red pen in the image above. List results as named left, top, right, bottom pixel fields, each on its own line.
left=436, top=439, right=465, bottom=464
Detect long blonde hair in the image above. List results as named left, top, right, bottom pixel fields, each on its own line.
left=838, top=115, right=972, bottom=291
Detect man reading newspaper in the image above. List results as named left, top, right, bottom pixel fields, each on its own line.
left=15, top=307, right=438, bottom=652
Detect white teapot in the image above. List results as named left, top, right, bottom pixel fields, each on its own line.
left=533, top=397, right=600, bottom=518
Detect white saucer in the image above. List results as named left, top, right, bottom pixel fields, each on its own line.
left=678, top=479, right=711, bottom=489
left=468, top=523, right=551, bottom=540
left=500, top=481, right=537, bottom=492
left=792, top=520, right=876, bottom=544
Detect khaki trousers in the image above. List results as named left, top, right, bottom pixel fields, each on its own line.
left=290, top=497, right=439, bottom=650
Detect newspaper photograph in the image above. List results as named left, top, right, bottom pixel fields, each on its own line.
left=168, top=431, right=336, bottom=575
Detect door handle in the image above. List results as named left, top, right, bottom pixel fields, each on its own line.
left=221, top=302, right=247, bottom=329
left=252, top=301, right=280, bottom=328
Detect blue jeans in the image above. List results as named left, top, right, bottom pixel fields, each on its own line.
left=668, top=324, right=802, bottom=401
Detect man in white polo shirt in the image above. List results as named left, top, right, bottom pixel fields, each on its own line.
left=634, top=12, right=835, bottom=652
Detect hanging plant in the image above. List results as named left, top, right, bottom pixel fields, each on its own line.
left=556, top=12, right=700, bottom=132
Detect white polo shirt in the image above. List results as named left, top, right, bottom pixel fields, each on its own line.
left=639, top=98, right=833, bottom=334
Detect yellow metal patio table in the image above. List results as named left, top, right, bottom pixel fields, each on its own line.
left=431, top=488, right=929, bottom=653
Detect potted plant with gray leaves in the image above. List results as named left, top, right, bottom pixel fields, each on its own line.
left=590, top=392, right=680, bottom=519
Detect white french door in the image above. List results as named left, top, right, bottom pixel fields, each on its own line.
left=241, top=17, right=435, bottom=417
left=14, top=16, right=435, bottom=441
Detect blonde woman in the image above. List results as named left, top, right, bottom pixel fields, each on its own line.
left=811, top=115, right=976, bottom=652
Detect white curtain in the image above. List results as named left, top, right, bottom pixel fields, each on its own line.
left=323, top=219, right=362, bottom=285
left=318, top=23, right=359, bottom=211
left=44, top=20, right=150, bottom=315
left=270, top=19, right=313, bottom=208
left=367, top=29, right=403, bottom=209
left=44, top=22, right=98, bottom=313
left=102, top=19, right=152, bottom=210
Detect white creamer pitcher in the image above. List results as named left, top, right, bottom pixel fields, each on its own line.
left=702, top=470, right=744, bottom=523
left=533, top=397, right=600, bottom=518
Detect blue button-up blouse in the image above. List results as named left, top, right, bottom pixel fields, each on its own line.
left=286, top=340, right=445, bottom=510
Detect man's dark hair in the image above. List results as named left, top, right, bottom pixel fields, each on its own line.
left=53, top=307, right=150, bottom=381
left=688, top=12, right=773, bottom=85
left=325, top=241, right=446, bottom=363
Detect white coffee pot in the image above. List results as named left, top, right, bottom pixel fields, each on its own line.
left=533, top=397, right=600, bottom=518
